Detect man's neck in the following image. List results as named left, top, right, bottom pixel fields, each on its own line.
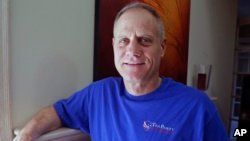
left=124, top=77, right=162, bottom=96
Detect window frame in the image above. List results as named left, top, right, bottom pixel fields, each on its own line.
left=0, top=0, right=12, bottom=140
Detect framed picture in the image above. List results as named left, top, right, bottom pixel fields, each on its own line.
left=94, top=0, right=190, bottom=83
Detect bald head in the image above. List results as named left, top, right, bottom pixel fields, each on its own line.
left=113, top=2, right=165, bottom=41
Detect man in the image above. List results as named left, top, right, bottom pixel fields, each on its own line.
left=15, top=2, right=228, bottom=141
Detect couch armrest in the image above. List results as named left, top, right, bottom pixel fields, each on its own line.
left=14, top=128, right=91, bottom=141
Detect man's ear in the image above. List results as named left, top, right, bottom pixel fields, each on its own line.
left=160, top=39, right=167, bottom=57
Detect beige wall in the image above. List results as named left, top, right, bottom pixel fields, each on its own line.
left=187, top=0, right=237, bottom=130
left=10, top=0, right=95, bottom=128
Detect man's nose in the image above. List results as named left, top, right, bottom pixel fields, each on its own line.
left=126, top=39, right=142, bottom=57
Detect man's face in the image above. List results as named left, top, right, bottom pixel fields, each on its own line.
left=113, top=8, right=166, bottom=83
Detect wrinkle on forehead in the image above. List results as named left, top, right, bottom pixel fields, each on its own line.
left=115, top=27, right=155, bottom=39
left=113, top=8, right=159, bottom=39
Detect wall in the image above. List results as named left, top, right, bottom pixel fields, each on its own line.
left=10, top=0, right=95, bottom=128
left=187, top=0, right=237, bottom=130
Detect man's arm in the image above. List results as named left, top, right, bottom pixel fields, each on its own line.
left=14, top=105, right=62, bottom=141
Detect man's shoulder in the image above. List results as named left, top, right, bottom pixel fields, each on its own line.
left=165, top=78, right=217, bottom=115
left=162, top=77, right=198, bottom=94
left=74, top=77, right=122, bottom=98
left=87, top=77, right=122, bottom=90
left=91, top=77, right=122, bottom=85
left=164, top=77, right=211, bottom=103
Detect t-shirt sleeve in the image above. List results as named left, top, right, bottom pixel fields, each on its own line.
left=53, top=86, right=91, bottom=133
left=188, top=90, right=229, bottom=141
left=201, top=94, right=229, bottom=141
left=203, top=111, right=229, bottom=141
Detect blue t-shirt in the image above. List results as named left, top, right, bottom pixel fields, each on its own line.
left=54, top=77, right=228, bottom=141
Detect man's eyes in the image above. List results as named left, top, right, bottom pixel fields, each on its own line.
left=140, top=38, right=152, bottom=43
left=139, top=37, right=153, bottom=46
left=118, top=38, right=129, bottom=46
left=117, top=37, right=153, bottom=46
left=119, top=38, right=128, bottom=43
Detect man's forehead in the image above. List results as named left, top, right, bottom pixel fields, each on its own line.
left=114, top=9, right=158, bottom=34
left=118, top=8, right=154, bottom=21
left=115, top=29, right=155, bottom=38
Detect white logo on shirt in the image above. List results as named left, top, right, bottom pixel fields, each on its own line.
left=143, top=121, right=174, bottom=134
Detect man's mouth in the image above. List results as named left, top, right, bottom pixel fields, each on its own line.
left=123, top=62, right=145, bottom=66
